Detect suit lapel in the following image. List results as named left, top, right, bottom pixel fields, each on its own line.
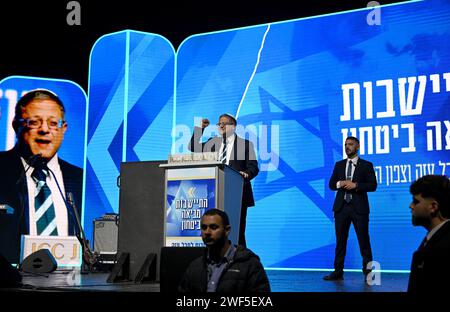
left=226, top=135, right=239, bottom=168
left=11, top=149, right=31, bottom=234
left=339, top=160, right=347, bottom=180
left=423, top=221, right=450, bottom=251
left=230, top=135, right=238, bottom=162
left=352, top=158, right=361, bottom=182
left=58, top=160, right=76, bottom=236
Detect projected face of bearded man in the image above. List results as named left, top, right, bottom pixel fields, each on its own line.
left=14, top=90, right=67, bottom=161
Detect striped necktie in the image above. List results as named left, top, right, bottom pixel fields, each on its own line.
left=219, top=136, right=227, bottom=164
left=32, top=167, right=58, bottom=236
left=344, top=160, right=353, bottom=203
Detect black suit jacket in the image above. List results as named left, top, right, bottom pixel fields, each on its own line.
left=189, top=126, right=259, bottom=207
left=408, top=221, right=450, bottom=294
left=0, top=148, right=83, bottom=263
left=329, top=158, right=377, bottom=214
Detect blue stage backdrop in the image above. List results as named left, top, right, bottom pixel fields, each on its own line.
left=2, top=0, right=450, bottom=271
left=173, top=0, right=450, bottom=271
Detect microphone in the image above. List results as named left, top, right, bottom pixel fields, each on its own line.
left=27, top=153, right=43, bottom=166
left=32, top=154, right=48, bottom=171
left=67, top=192, right=98, bottom=269
left=16, top=153, right=43, bottom=185
left=47, top=170, right=100, bottom=272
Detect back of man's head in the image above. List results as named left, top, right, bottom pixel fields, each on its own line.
left=410, top=175, right=450, bottom=218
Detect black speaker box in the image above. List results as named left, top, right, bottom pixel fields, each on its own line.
left=21, top=249, right=57, bottom=274
left=0, top=253, right=22, bottom=288
left=113, top=161, right=165, bottom=282
left=160, top=247, right=205, bottom=292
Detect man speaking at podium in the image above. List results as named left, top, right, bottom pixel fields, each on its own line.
left=189, top=114, right=259, bottom=247
left=0, top=89, right=83, bottom=263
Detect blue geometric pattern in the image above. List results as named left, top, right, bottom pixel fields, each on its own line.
left=85, top=31, right=175, bottom=242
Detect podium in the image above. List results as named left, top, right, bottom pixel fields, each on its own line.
left=160, top=161, right=244, bottom=246
left=108, top=158, right=244, bottom=284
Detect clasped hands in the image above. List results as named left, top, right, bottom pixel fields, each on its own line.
left=340, top=180, right=357, bottom=190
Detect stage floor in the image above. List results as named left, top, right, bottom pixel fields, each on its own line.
left=266, top=270, right=408, bottom=292
left=14, top=270, right=409, bottom=292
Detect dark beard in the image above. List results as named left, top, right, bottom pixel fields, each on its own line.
left=412, top=215, right=431, bottom=228
left=206, top=236, right=228, bottom=262
left=203, top=233, right=227, bottom=248
left=211, top=235, right=227, bottom=249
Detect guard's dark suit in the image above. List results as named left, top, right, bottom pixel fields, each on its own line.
left=329, top=157, right=377, bottom=274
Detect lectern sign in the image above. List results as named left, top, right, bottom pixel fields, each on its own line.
left=21, top=235, right=82, bottom=267
left=165, top=167, right=216, bottom=247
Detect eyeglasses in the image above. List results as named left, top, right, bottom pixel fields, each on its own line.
left=216, top=122, right=234, bottom=127
left=19, top=118, right=65, bottom=130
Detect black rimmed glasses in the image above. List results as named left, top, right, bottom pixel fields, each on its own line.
left=216, top=122, right=233, bottom=127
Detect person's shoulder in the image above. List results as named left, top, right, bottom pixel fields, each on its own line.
left=236, top=135, right=255, bottom=146
left=0, top=149, right=16, bottom=158
left=185, top=255, right=205, bottom=272
left=0, top=150, right=9, bottom=162
left=429, top=222, right=450, bottom=252
left=357, top=158, right=374, bottom=167
left=235, top=245, right=262, bottom=262
left=335, top=159, right=346, bottom=165
left=58, top=158, right=83, bottom=177
left=206, top=136, right=220, bottom=143
left=236, top=135, right=250, bottom=142
left=0, top=149, right=19, bottom=165
left=440, top=221, right=450, bottom=237
left=192, top=255, right=205, bottom=264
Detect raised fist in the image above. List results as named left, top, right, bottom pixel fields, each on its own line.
left=201, top=118, right=210, bottom=129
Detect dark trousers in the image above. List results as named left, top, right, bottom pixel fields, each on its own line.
left=238, top=205, right=248, bottom=248
left=333, top=202, right=373, bottom=274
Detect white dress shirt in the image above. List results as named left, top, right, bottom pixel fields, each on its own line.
left=337, top=156, right=359, bottom=189
left=218, top=134, right=236, bottom=166
left=21, top=154, right=68, bottom=236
